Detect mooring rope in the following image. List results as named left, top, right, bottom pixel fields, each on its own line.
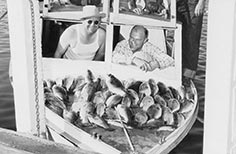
left=0, top=8, right=7, bottom=21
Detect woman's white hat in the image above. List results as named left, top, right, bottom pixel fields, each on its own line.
left=80, top=5, right=106, bottom=20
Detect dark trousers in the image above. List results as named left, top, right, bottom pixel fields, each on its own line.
left=187, top=0, right=204, bottom=71
left=177, top=0, right=204, bottom=78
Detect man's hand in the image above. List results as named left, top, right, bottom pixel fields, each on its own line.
left=140, top=62, right=152, bottom=72
left=148, top=61, right=160, bottom=71
left=132, top=57, right=150, bottom=72
left=132, top=57, right=146, bottom=67
left=132, top=7, right=143, bottom=15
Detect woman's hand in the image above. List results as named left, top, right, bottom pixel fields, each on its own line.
left=194, top=0, right=205, bottom=16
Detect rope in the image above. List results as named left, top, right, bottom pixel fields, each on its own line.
left=0, top=9, right=7, bottom=20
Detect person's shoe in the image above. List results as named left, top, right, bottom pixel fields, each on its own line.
left=182, top=76, right=191, bottom=87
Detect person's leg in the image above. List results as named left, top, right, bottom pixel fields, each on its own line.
left=183, top=0, right=204, bottom=79
left=176, top=0, right=194, bottom=84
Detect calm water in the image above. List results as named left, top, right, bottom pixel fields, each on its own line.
left=0, top=0, right=207, bottom=153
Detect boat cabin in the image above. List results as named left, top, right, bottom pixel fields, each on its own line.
left=7, top=0, right=236, bottom=154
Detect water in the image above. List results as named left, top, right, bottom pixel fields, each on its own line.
left=0, top=0, right=207, bottom=153
left=0, top=0, right=15, bottom=131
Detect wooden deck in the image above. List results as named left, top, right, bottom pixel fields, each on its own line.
left=0, top=128, right=98, bottom=154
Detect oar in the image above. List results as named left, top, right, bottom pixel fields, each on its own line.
left=115, top=107, right=135, bottom=152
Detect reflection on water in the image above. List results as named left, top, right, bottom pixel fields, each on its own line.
left=0, top=1, right=15, bottom=130
left=0, top=0, right=207, bottom=153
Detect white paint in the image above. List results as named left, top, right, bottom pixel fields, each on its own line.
left=6, top=0, right=46, bottom=136
left=203, top=0, right=236, bottom=154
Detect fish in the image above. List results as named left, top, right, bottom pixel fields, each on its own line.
left=87, top=114, right=114, bottom=131
left=93, top=77, right=103, bottom=92
left=139, top=81, right=152, bottom=97
left=174, top=112, right=185, bottom=127
left=73, top=76, right=86, bottom=92
left=105, top=94, right=122, bottom=108
left=140, top=95, right=155, bottom=112
left=168, top=86, right=181, bottom=100
left=167, top=98, right=180, bottom=113
left=148, top=78, right=159, bottom=96
left=80, top=82, right=97, bottom=102
left=157, top=81, right=168, bottom=95
left=126, top=89, right=139, bottom=107
left=55, top=77, right=63, bottom=87
left=147, top=104, right=162, bottom=120
left=79, top=101, right=95, bottom=124
left=116, top=104, right=133, bottom=124
left=44, top=79, right=56, bottom=89
left=134, top=110, right=148, bottom=126
left=63, top=109, right=77, bottom=124
left=156, top=125, right=176, bottom=132
left=153, top=93, right=167, bottom=107
left=45, top=101, right=64, bottom=117
left=144, top=119, right=165, bottom=128
left=104, top=107, right=119, bottom=120
left=101, top=90, right=113, bottom=101
left=121, top=78, right=132, bottom=89
left=96, top=102, right=106, bottom=117
left=159, top=86, right=174, bottom=101
left=178, top=85, right=186, bottom=100
left=121, top=94, right=132, bottom=107
left=43, top=80, right=48, bottom=88
left=62, top=76, right=75, bottom=92
left=97, top=76, right=109, bottom=92
left=86, top=69, right=95, bottom=83
left=106, top=119, right=133, bottom=129
left=71, top=90, right=83, bottom=110
left=44, top=92, right=66, bottom=110
left=44, top=87, right=52, bottom=93
left=162, top=106, right=174, bottom=125
left=127, top=80, right=142, bottom=94
left=92, top=91, right=106, bottom=105
left=179, top=99, right=194, bottom=113
left=52, top=84, right=68, bottom=101
left=71, top=101, right=81, bottom=114
left=107, top=74, right=126, bottom=96
left=108, top=74, right=125, bottom=90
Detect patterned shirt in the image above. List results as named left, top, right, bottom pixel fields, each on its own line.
left=112, top=40, right=174, bottom=69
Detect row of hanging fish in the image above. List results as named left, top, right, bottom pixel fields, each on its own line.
left=43, top=69, right=195, bottom=132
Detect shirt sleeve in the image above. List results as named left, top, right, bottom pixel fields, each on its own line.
left=143, top=42, right=175, bottom=69
left=112, top=40, right=133, bottom=65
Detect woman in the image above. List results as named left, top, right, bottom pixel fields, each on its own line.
left=54, top=5, right=106, bottom=61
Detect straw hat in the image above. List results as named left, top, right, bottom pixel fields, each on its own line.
left=80, top=5, right=106, bottom=20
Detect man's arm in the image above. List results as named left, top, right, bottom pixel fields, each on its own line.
left=54, top=26, right=74, bottom=58
left=54, top=43, right=69, bottom=58
left=144, top=42, right=174, bottom=70
left=93, top=28, right=106, bottom=61
left=112, top=40, right=133, bottom=65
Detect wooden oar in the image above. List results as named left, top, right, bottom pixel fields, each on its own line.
left=115, top=107, right=135, bottom=152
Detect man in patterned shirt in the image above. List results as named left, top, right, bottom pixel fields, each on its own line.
left=112, top=25, right=174, bottom=72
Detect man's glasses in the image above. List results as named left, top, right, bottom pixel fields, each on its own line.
left=87, top=20, right=100, bottom=25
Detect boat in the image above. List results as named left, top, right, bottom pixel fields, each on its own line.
left=6, top=0, right=200, bottom=153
